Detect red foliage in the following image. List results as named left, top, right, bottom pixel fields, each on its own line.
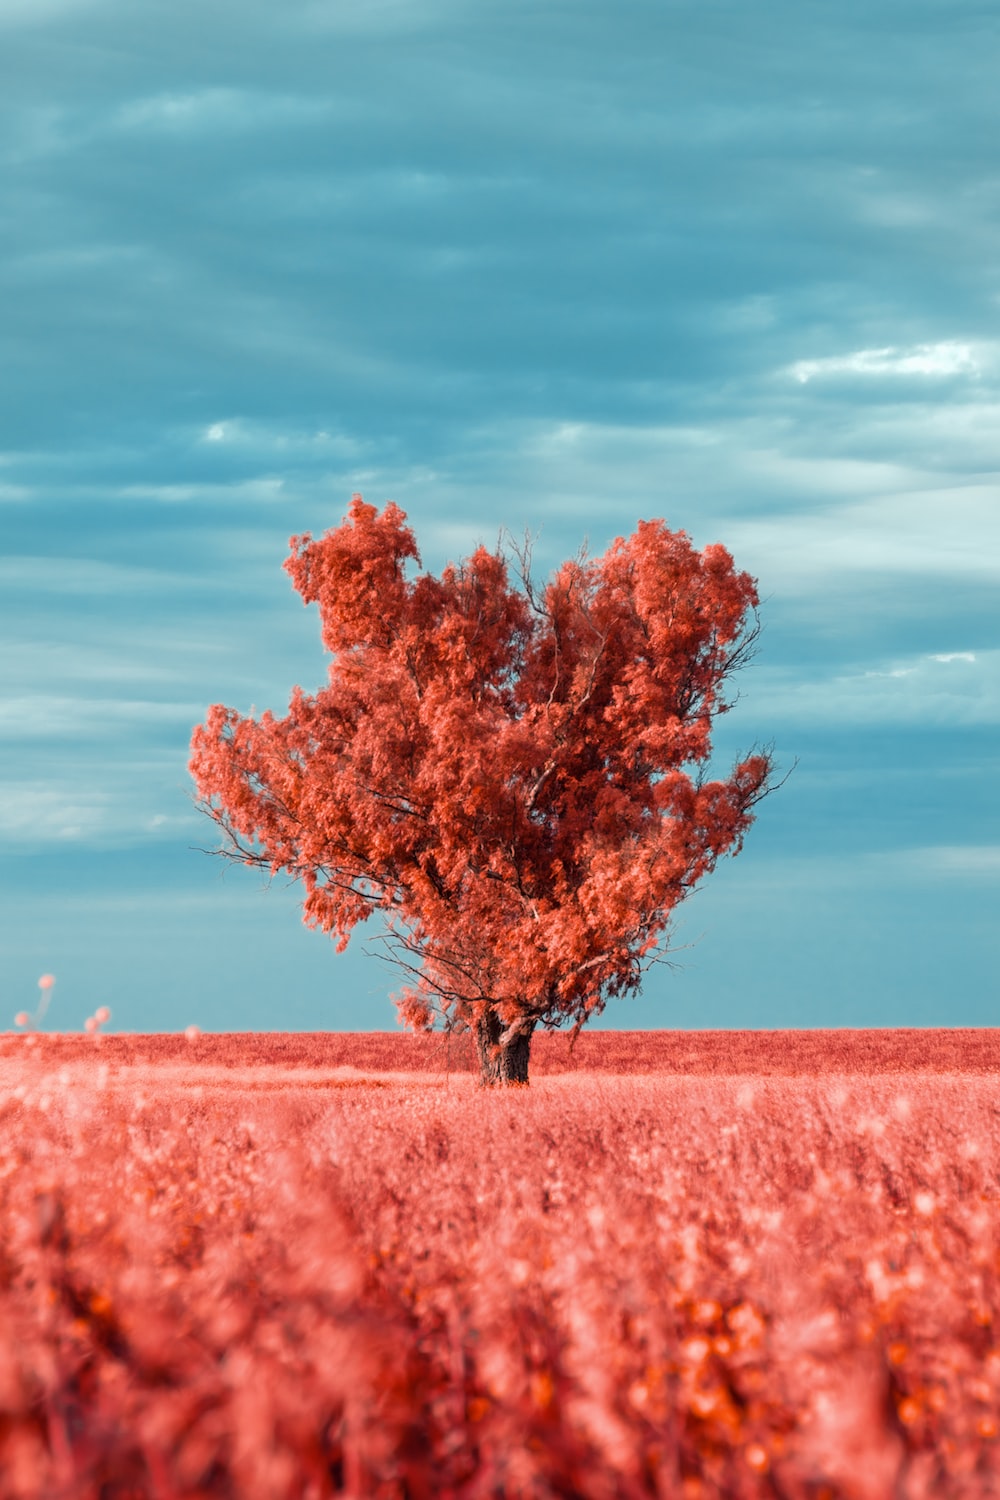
left=1, top=1031, right=999, bottom=1497
left=189, top=499, right=775, bottom=1080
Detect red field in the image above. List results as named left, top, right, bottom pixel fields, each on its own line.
left=1, top=1029, right=998, bottom=1498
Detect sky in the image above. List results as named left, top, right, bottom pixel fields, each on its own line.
left=2, top=0, right=997, bottom=1035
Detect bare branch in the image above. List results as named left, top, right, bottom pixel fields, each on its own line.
left=503, top=526, right=545, bottom=612
left=352, top=779, right=428, bottom=821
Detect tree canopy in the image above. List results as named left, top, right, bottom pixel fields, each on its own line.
left=189, top=497, right=776, bottom=1084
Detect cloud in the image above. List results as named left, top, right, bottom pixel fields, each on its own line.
left=0, top=556, right=195, bottom=596
left=296, top=0, right=471, bottom=36
left=674, top=844, right=1000, bottom=899
left=0, top=696, right=206, bottom=740
left=3, top=0, right=995, bottom=462
left=3, top=642, right=190, bottom=690
left=789, top=342, right=983, bottom=384
left=118, top=478, right=290, bottom=505
left=720, top=488, right=1000, bottom=594
left=871, top=845, right=1000, bottom=882
left=112, top=89, right=332, bottom=137
left=0, top=0, right=103, bottom=26
left=0, top=786, right=112, bottom=842
left=0, top=766, right=205, bottom=848
left=196, top=419, right=363, bottom=460
left=740, top=650, right=999, bottom=729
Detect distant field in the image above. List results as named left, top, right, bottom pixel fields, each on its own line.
left=2, top=1030, right=999, bottom=1498
left=3, top=1024, right=999, bottom=1074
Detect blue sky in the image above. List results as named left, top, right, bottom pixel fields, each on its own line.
left=2, top=0, right=997, bottom=1034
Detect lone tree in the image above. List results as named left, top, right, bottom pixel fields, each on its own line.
left=189, top=497, right=776, bottom=1086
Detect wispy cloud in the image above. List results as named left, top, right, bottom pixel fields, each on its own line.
left=0, top=557, right=194, bottom=595
left=676, top=845, right=1000, bottom=897
left=0, top=785, right=112, bottom=842
left=870, top=845, right=1000, bottom=882
left=789, top=342, right=983, bottom=384
left=721, top=488, right=1000, bottom=592
left=0, top=696, right=206, bottom=740
left=0, top=770, right=202, bottom=847
left=117, top=478, right=290, bottom=505
left=743, top=650, right=998, bottom=728
left=112, top=89, right=333, bottom=137
left=0, top=0, right=100, bottom=27
left=197, top=419, right=363, bottom=459
left=933, top=846, right=1000, bottom=877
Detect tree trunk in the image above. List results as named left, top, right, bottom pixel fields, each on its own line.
left=473, top=1009, right=534, bottom=1087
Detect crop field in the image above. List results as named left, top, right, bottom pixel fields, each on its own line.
left=1, top=1029, right=999, bottom=1498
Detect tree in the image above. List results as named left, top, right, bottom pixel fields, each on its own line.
left=189, top=496, right=777, bottom=1086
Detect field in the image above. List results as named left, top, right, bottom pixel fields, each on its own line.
left=1, top=1028, right=999, bottom=1498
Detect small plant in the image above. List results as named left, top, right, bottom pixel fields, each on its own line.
left=14, top=973, right=56, bottom=1031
